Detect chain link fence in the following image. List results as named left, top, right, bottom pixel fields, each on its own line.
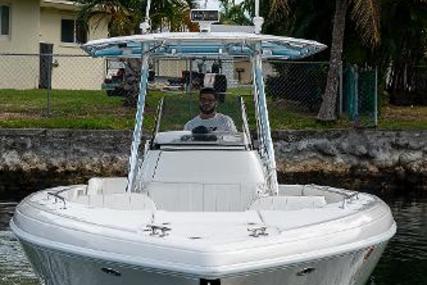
left=386, top=65, right=427, bottom=106
left=146, top=57, right=249, bottom=132
left=263, top=61, right=328, bottom=113
left=413, top=66, right=427, bottom=105
left=0, top=54, right=39, bottom=90
left=150, top=57, right=247, bottom=91
left=0, top=53, right=107, bottom=117
left=342, top=65, right=378, bottom=127
left=0, top=53, right=378, bottom=128
left=262, top=60, right=378, bottom=127
left=0, top=53, right=105, bottom=90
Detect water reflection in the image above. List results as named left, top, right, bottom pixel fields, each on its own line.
left=0, top=203, right=16, bottom=230
left=0, top=202, right=39, bottom=285
left=1, top=194, right=426, bottom=285
left=370, top=195, right=427, bottom=285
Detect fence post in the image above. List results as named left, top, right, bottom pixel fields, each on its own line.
left=39, top=43, right=54, bottom=116
left=374, top=66, right=378, bottom=127
left=339, top=61, right=343, bottom=117
left=185, top=58, right=190, bottom=95
left=41, top=43, right=54, bottom=117
left=47, top=54, right=54, bottom=117
left=189, top=58, right=193, bottom=95
left=354, top=65, right=359, bottom=128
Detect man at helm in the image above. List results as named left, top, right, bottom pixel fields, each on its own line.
left=184, top=88, right=237, bottom=132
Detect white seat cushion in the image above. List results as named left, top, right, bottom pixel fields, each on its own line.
left=146, top=182, right=257, bottom=212
left=87, top=177, right=127, bottom=195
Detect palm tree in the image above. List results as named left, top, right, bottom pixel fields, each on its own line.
left=269, top=0, right=381, bottom=121
left=149, top=0, right=197, bottom=32
left=73, top=0, right=140, bottom=36
left=379, top=0, right=427, bottom=104
left=74, top=0, right=196, bottom=35
left=73, top=0, right=196, bottom=105
left=219, top=0, right=251, bottom=25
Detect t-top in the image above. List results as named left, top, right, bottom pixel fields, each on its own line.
left=184, top=113, right=237, bottom=132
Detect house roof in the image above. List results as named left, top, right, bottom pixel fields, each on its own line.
left=40, top=0, right=79, bottom=11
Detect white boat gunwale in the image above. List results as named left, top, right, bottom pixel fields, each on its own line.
left=20, top=184, right=389, bottom=230
left=13, top=185, right=395, bottom=254
left=11, top=214, right=395, bottom=278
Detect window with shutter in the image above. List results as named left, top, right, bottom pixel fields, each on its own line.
left=0, top=5, right=10, bottom=36
left=61, top=19, right=87, bottom=44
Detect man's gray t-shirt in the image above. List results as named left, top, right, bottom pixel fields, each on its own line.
left=184, top=113, right=237, bottom=132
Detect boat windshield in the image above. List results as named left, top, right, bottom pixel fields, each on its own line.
left=153, top=131, right=248, bottom=147
left=152, top=93, right=249, bottom=147
left=158, top=94, right=243, bottom=132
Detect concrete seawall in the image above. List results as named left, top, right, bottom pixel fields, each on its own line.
left=0, top=129, right=426, bottom=199
left=272, top=130, right=426, bottom=192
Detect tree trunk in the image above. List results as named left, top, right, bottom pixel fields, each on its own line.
left=317, top=0, right=348, bottom=121
left=122, top=59, right=142, bottom=106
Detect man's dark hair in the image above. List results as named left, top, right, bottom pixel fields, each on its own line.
left=199, top=87, right=217, bottom=99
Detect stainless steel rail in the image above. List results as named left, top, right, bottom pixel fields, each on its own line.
left=240, top=96, right=253, bottom=150
left=46, top=191, right=67, bottom=209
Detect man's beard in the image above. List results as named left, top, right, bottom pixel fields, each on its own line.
left=200, top=104, right=216, bottom=115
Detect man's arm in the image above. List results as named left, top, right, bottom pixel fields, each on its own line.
left=184, top=120, right=192, bottom=131
left=227, top=118, right=238, bottom=132
left=184, top=116, right=199, bottom=131
left=222, top=115, right=237, bottom=132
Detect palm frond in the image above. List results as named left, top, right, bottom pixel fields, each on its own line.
left=350, top=0, right=381, bottom=47
left=269, top=0, right=292, bottom=16
left=71, top=0, right=197, bottom=35
left=179, top=0, right=197, bottom=9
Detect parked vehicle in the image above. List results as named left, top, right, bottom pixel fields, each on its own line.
left=102, top=60, right=125, bottom=96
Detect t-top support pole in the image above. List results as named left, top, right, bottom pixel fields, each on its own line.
left=251, top=56, right=264, bottom=158
left=127, top=43, right=150, bottom=192
left=252, top=42, right=279, bottom=195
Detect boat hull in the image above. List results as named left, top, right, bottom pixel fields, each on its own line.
left=11, top=184, right=396, bottom=285
left=20, top=238, right=386, bottom=285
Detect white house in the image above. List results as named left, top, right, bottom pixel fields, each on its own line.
left=0, top=0, right=109, bottom=90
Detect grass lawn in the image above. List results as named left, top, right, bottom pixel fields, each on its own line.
left=379, top=105, right=427, bottom=129
left=0, top=89, right=426, bottom=130
left=0, top=89, right=136, bottom=129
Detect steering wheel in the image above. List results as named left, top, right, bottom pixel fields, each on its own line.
left=180, top=126, right=218, bottom=142
left=191, top=125, right=210, bottom=134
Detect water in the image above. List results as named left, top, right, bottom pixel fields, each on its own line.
left=369, top=194, right=427, bottom=285
left=0, top=193, right=426, bottom=285
left=0, top=203, right=39, bottom=285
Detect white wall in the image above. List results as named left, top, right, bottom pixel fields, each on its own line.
left=39, top=8, right=109, bottom=90
left=0, top=0, right=40, bottom=89
left=0, top=0, right=40, bottom=53
left=0, top=3, right=110, bottom=90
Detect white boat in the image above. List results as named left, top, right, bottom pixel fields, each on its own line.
left=11, top=2, right=396, bottom=285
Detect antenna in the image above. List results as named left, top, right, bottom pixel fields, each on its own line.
left=145, top=0, right=151, bottom=20
left=140, top=0, right=152, bottom=34
left=253, top=0, right=264, bottom=34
